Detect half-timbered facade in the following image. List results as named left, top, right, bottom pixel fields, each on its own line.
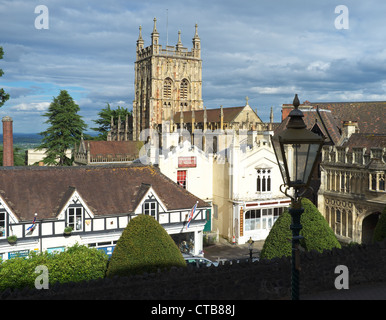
left=0, top=164, right=210, bottom=260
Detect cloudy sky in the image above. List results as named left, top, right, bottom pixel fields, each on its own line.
left=1, top=0, right=386, bottom=133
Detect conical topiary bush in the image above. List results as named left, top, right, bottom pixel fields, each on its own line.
left=106, top=214, right=186, bottom=277
left=260, top=198, right=341, bottom=260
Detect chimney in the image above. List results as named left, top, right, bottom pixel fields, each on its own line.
left=2, top=116, right=14, bottom=166
left=342, top=120, right=358, bottom=139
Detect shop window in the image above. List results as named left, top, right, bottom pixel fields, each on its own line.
left=245, top=209, right=261, bottom=231
left=177, top=170, right=187, bottom=189
left=245, top=207, right=285, bottom=232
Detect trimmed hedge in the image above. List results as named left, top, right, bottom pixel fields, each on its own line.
left=373, top=206, right=386, bottom=243
left=106, top=214, right=186, bottom=277
left=0, top=244, right=108, bottom=291
left=260, top=198, right=341, bottom=260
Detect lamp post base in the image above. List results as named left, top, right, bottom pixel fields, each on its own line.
left=289, top=202, right=304, bottom=301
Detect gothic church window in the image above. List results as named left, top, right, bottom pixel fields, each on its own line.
left=180, top=79, right=189, bottom=100
left=164, top=78, right=172, bottom=99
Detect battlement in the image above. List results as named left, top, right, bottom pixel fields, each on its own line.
left=322, top=145, right=386, bottom=166
left=136, top=19, right=200, bottom=61
left=136, top=43, right=198, bottom=61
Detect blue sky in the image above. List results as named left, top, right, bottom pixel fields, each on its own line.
left=1, top=0, right=386, bottom=133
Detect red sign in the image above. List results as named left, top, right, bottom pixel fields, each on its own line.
left=178, top=156, right=197, bottom=168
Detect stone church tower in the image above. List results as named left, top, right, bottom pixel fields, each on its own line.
left=133, top=18, right=203, bottom=140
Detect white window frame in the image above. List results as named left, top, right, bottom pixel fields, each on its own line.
left=0, top=210, right=6, bottom=239
left=143, top=201, right=157, bottom=219
left=67, top=207, right=83, bottom=231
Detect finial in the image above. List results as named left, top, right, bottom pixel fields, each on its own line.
left=245, top=96, right=249, bottom=106
left=194, top=24, right=199, bottom=38
left=293, top=94, right=300, bottom=109
left=153, top=17, right=157, bottom=33
left=138, top=25, right=143, bottom=40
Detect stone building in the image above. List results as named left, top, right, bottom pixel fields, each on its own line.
left=133, top=18, right=203, bottom=140
left=318, top=133, right=386, bottom=244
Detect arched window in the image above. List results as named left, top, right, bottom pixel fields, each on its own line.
left=180, top=79, right=189, bottom=100
left=164, top=78, right=172, bottom=99
left=256, top=169, right=271, bottom=192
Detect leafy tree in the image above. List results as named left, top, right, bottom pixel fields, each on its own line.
left=0, top=47, right=10, bottom=107
left=373, top=207, right=386, bottom=243
left=260, top=198, right=341, bottom=260
left=106, top=215, right=186, bottom=277
left=38, top=90, right=86, bottom=166
left=0, top=244, right=108, bottom=291
left=91, top=103, right=132, bottom=140
left=0, top=146, right=25, bottom=166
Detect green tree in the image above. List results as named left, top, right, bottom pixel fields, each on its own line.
left=106, top=215, right=186, bottom=277
left=0, top=47, right=10, bottom=107
left=373, top=207, right=386, bottom=243
left=260, top=198, right=341, bottom=260
left=0, top=146, right=25, bottom=166
left=38, top=90, right=86, bottom=166
left=91, top=103, right=132, bottom=140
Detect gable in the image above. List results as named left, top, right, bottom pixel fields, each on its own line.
left=232, top=105, right=262, bottom=124
left=56, top=188, right=95, bottom=220
left=134, top=186, right=167, bottom=215
left=0, top=195, right=19, bottom=224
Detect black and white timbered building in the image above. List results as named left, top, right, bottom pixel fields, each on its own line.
left=0, top=164, right=210, bottom=260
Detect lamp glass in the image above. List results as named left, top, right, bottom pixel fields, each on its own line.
left=285, top=142, right=320, bottom=187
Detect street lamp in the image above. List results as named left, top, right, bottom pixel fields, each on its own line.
left=247, top=236, right=254, bottom=260
left=270, top=94, right=324, bottom=300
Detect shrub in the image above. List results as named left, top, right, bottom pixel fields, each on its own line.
left=373, top=207, right=386, bottom=243
left=260, top=198, right=341, bottom=260
left=0, top=243, right=108, bottom=291
left=106, top=214, right=186, bottom=277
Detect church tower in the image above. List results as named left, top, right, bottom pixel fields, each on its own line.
left=133, top=18, right=203, bottom=140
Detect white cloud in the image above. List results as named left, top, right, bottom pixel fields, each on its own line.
left=2, top=0, right=386, bottom=132
left=11, top=102, right=50, bottom=112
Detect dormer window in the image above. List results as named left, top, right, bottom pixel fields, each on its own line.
left=67, top=206, right=83, bottom=231
left=143, top=200, right=157, bottom=219
left=0, top=210, right=6, bottom=238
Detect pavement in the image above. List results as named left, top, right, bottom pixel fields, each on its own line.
left=202, top=238, right=386, bottom=300
left=203, top=237, right=264, bottom=263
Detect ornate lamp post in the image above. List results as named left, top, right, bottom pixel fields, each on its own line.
left=270, top=94, right=324, bottom=300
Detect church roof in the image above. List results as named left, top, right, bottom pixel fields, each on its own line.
left=0, top=164, right=209, bottom=221
left=173, top=105, right=262, bottom=124
left=86, top=140, right=139, bottom=158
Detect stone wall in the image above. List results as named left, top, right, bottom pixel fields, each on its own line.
left=2, top=240, right=386, bottom=300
